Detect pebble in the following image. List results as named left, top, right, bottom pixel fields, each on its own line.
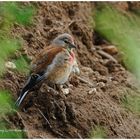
left=62, top=88, right=70, bottom=95
left=5, top=61, right=16, bottom=69
left=88, top=88, right=97, bottom=95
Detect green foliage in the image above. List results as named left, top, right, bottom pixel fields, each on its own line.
left=0, top=130, right=25, bottom=139
left=0, top=2, right=35, bottom=138
left=0, top=120, right=25, bottom=139
left=0, top=39, right=21, bottom=76
left=0, top=2, right=35, bottom=26
left=0, top=2, right=35, bottom=75
left=0, top=91, right=25, bottom=138
left=89, top=125, right=107, bottom=138
left=0, top=59, right=5, bottom=76
left=94, top=4, right=140, bottom=79
left=0, top=39, right=20, bottom=59
left=14, top=55, right=30, bottom=74
left=0, top=90, right=14, bottom=115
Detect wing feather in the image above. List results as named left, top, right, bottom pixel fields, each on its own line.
left=31, top=46, right=65, bottom=74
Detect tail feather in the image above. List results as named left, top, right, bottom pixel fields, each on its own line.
left=15, top=74, right=45, bottom=107
left=15, top=90, right=29, bottom=107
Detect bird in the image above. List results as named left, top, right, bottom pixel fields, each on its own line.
left=15, top=33, right=78, bottom=107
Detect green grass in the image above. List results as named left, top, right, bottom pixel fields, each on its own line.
left=0, top=3, right=35, bottom=39
left=0, top=39, right=21, bottom=76
left=89, top=125, right=107, bottom=138
left=94, top=4, right=140, bottom=79
left=0, top=2, right=35, bottom=28
left=14, top=55, right=30, bottom=74
left=0, top=90, right=26, bottom=138
left=0, top=130, right=25, bottom=139
left=0, top=120, right=26, bottom=138
left=0, top=2, right=35, bottom=75
left=0, top=39, right=20, bottom=59
left=0, top=90, right=14, bottom=115
left=0, top=2, right=35, bottom=138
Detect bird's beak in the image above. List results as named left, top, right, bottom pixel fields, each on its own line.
left=69, top=42, right=77, bottom=49
left=65, top=39, right=77, bottom=49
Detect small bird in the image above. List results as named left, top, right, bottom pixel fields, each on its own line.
left=15, top=33, right=78, bottom=107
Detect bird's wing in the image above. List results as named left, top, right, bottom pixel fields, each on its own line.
left=31, top=46, right=65, bottom=75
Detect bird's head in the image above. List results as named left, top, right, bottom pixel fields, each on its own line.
left=52, top=33, right=76, bottom=50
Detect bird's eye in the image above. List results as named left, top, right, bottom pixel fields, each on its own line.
left=64, top=40, right=68, bottom=43
left=61, top=37, right=69, bottom=43
left=63, top=39, right=69, bottom=44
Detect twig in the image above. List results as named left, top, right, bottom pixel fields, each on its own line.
left=97, top=50, right=118, bottom=63
left=2, top=116, right=12, bottom=125
left=75, top=76, right=95, bottom=87
left=52, top=130, right=66, bottom=138
left=16, top=111, right=30, bottom=138
left=16, top=111, right=27, bottom=128
left=38, top=109, right=66, bottom=138
left=63, top=20, right=75, bottom=31
left=77, top=132, right=83, bottom=139
left=38, top=108, right=52, bottom=129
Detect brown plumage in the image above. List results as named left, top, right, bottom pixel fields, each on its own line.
left=31, top=46, right=65, bottom=74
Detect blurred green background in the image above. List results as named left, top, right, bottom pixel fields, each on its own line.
left=91, top=3, right=140, bottom=138
left=94, top=3, right=140, bottom=79
left=0, top=2, right=35, bottom=138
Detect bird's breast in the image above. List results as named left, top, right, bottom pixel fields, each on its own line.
left=44, top=51, right=74, bottom=84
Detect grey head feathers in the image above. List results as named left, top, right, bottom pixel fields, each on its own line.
left=51, top=33, right=76, bottom=49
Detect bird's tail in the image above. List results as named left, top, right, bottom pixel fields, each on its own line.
left=15, top=74, right=44, bottom=107
left=15, top=90, right=29, bottom=107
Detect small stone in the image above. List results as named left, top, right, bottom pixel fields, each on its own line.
left=62, top=88, right=70, bottom=95
left=5, top=61, right=16, bottom=69
left=108, top=76, right=113, bottom=82
left=88, top=88, right=97, bottom=95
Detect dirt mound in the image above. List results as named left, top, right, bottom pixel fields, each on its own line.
left=2, top=2, right=140, bottom=138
